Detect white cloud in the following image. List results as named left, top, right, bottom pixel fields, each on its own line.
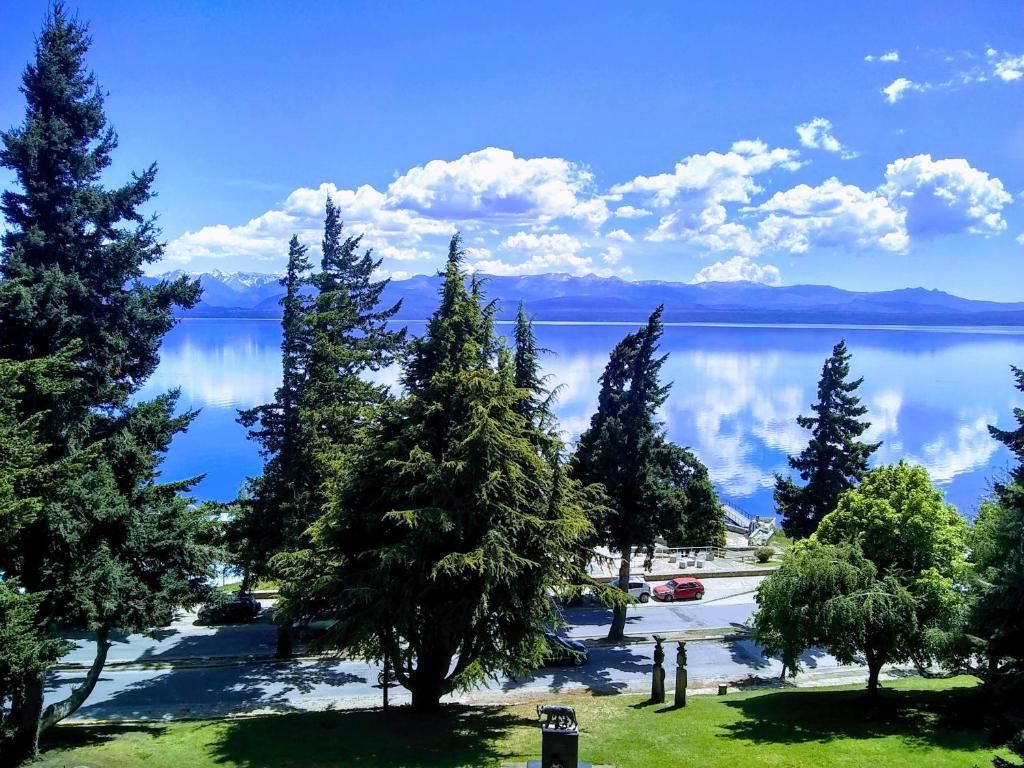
left=605, top=228, right=633, bottom=242
left=865, top=50, right=900, bottom=63
left=385, top=147, right=597, bottom=224
left=601, top=245, right=623, bottom=264
left=1017, top=233, right=1024, bottom=246
left=611, top=139, right=802, bottom=246
left=882, top=154, right=1012, bottom=237
left=471, top=231, right=611, bottom=277
left=795, top=117, right=857, bottom=159
left=756, top=177, right=909, bottom=253
left=993, top=52, right=1024, bottom=81
left=883, top=77, right=927, bottom=103
left=689, top=256, right=782, bottom=285
left=613, top=205, right=653, bottom=219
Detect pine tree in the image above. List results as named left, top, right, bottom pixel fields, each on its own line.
left=234, top=235, right=313, bottom=595
left=276, top=234, right=595, bottom=711
left=979, top=366, right=1024, bottom=755
left=775, top=339, right=879, bottom=539
left=0, top=7, right=212, bottom=760
left=513, top=301, right=559, bottom=453
left=573, top=307, right=721, bottom=640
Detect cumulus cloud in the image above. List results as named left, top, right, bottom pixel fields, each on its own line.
left=470, top=231, right=612, bottom=277
left=1018, top=233, right=1024, bottom=246
left=605, top=228, right=633, bottom=242
left=613, top=205, right=653, bottom=219
left=795, top=117, right=857, bottom=159
left=880, top=48, right=1024, bottom=103
left=689, top=256, right=782, bottom=285
left=756, top=177, right=909, bottom=253
left=611, top=139, right=802, bottom=245
left=882, top=154, right=1012, bottom=237
left=385, top=147, right=598, bottom=224
left=865, top=50, right=900, bottom=63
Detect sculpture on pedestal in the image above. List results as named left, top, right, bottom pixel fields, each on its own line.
left=675, top=640, right=688, bottom=708
left=651, top=635, right=666, bottom=704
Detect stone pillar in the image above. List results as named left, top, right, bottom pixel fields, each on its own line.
left=674, top=641, right=688, bottom=708
left=651, top=635, right=666, bottom=704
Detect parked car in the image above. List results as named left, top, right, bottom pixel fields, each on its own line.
left=609, top=575, right=652, bottom=603
left=653, top=577, right=705, bottom=602
left=197, top=593, right=262, bottom=624
left=542, top=632, right=588, bottom=667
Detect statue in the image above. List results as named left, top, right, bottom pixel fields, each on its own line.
left=675, top=640, right=688, bottom=708
left=537, top=704, right=579, bottom=768
left=651, top=635, right=666, bottom=704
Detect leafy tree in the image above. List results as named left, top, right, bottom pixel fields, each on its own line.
left=276, top=235, right=594, bottom=711
left=0, top=7, right=213, bottom=759
left=756, top=462, right=969, bottom=698
left=976, top=366, right=1024, bottom=757
left=753, top=540, right=916, bottom=696
left=573, top=307, right=722, bottom=640
left=775, top=339, right=880, bottom=539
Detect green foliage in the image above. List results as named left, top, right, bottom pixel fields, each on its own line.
left=974, top=366, right=1024, bottom=755
left=572, top=307, right=723, bottom=638
left=756, top=462, right=968, bottom=696
left=276, top=235, right=596, bottom=710
left=775, top=340, right=880, bottom=539
left=0, top=4, right=213, bottom=753
left=754, top=546, right=774, bottom=563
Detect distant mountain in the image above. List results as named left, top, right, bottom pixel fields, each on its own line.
left=143, top=271, right=1024, bottom=326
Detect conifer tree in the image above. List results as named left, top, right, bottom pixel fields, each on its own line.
left=513, top=301, right=559, bottom=453
left=775, top=339, right=879, bottom=539
left=977, top=366, right=1024, bottom=755
left=234, top=235, right=313, bottom=596
left=0, top=7, right=212, bottom=759
left=276, top=235, right=595, bottom=711
left=573, top=307, right=722, bottom=640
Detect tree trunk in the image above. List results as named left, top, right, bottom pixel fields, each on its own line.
left=608, top=542, right=632, bottom=642
left=865, top=651, right=883, bottom=699
left=40, top=626, right=111, bottom=731
left=3, top=673, right=44, bottom=768
left=409, top=680, right=445, bottom=713
left=275, top=621, right=293, bottom=659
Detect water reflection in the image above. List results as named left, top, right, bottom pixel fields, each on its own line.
left=143, top=319, right=1024, bottom=516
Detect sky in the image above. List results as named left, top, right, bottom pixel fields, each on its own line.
left=1, top=1, right=1023, bottom=300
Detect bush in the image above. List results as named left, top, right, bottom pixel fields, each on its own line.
left=755, top=546, right=774, bottom=563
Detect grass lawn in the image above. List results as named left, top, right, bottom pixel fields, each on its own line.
left=38, top=676, right=1009, bottom=768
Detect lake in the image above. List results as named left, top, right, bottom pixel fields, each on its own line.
left=138, top=318, right=1024, bottom=519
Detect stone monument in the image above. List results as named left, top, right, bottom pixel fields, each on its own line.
left=674, top=640, right=688, bottom=708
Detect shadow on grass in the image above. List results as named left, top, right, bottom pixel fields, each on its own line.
left=719, top=683, right=988, bottom=752
left=207, top=705, right=534, bottom=768
left=42, top=721, right=170, bottom=751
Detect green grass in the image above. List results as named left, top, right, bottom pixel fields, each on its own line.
left=217, top=580, right=278, bottom=595
left=768, top=528, right=794, bottom=552
left=38, top=676, right=1010, bottom=768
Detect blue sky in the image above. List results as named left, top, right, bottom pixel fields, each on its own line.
left=2, top=1, right=1023, bottom=299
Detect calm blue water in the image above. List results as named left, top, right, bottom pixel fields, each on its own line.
left=138, top=319, right=1024, bottom=519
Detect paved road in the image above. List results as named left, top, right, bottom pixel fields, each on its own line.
left=48, top=637, right=884, bottom=722
left=59, top=576, right=765, bottom=666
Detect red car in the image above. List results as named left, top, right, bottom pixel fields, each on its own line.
left=653, top=577, right=705, bottom=602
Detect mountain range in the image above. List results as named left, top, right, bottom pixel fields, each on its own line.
left=142, top=270, right=1024, bottom=326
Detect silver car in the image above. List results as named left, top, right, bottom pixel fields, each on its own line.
left=610, top=575, right=652, bottom=603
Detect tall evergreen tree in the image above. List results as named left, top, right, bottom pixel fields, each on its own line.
left=234, top=235, right=313, bottom=594
left=0, top=7, right=213, bottom=760
left=276, top=235, right=595, bottom=711
left=977, top=366, right=1024, bottom=759
left=573, top=307, right=722, bottom=640
left=775, top=339, right=880, bottom=539
left=513, top=301, right=558, bottom=453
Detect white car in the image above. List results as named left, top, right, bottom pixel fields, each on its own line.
left=609, top=575, right=652, bottom=603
